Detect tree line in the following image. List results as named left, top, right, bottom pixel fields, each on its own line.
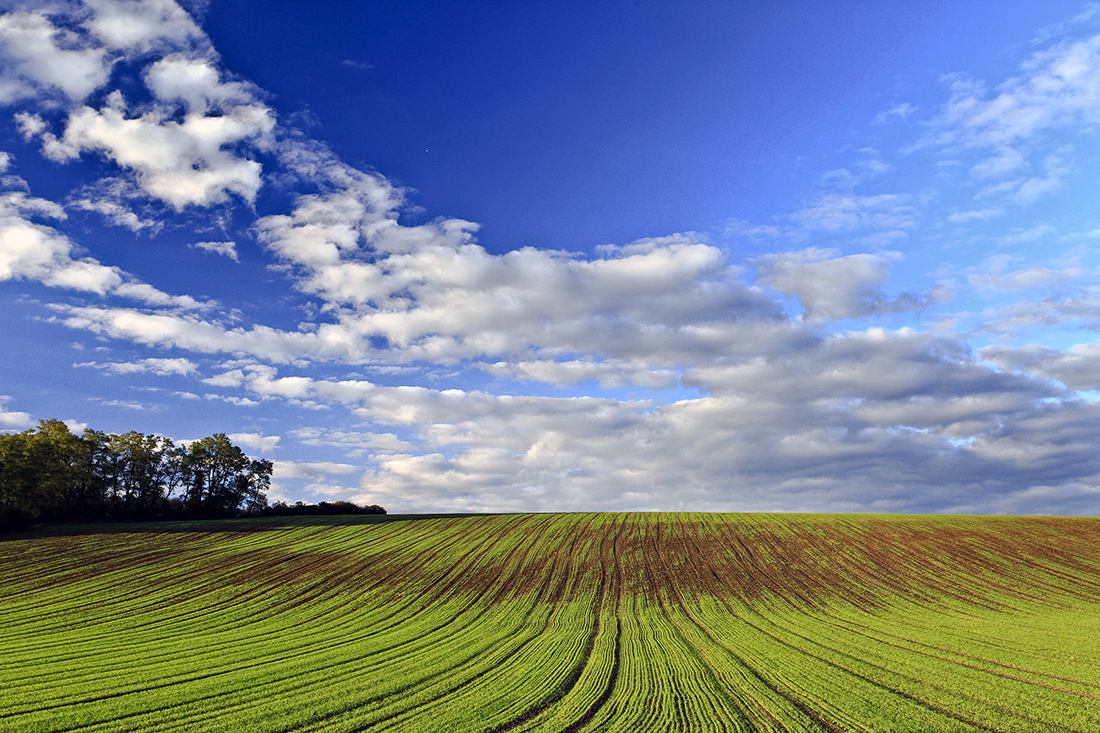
left=0, top=420, right=272, bottom=530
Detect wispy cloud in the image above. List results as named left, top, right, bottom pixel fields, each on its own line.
left=191, top=240, right=238, bottom=261
left=75, top=357, right=198, bottom=376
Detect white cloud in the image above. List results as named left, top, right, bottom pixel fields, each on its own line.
left=289, top=427, right=417, bottom=456
left=370, top=330, right=1086, bottom=513
left=919, top=33, right=1100, bottom=206
left=982, top=341, right=1100, bottom=390
left=70, top=194, right=163, bottom=233
left=69, top=178, right=164, bottom=233
left=969, top=146, right=1027, bottom=179
left=929, top=38, right=1100, bottom=147
left=0, top=9, right=111, bottom=103
left=53, top=305, right=326, bottom=361
left=257, top=161, right=790, bottom=365
left=873, top=102, right=915, bottom=124
left=947, top=207, right=1004, bottom=223
left=83, top=0, right=205, bottom=54
left=0, top=189, right=122, bottom=293
left=791, top=193, right=915, bottom=233
left=144, top=329, right=1087, bottom=516
left=144, top=52, right=255, bottom=113
left=202, top=368, right=245, bottom=387
left=968, top=254, right=1080, bottom=291
left=272, top=460, right=359, bottom=480
left=2, top=11, right=276, bottom=211
left=91, top=397, right=149, bottom=410
left=0, top=190, right=217, bottom=307
left=0, top=0, right=206, bottom=106
left=996, top=223, right=1057, bottom=246
left=75, top=357, right=197, bottom=376
left=724, top=218, right=783, bottom=240
left=0, top=395, right=33, bottom=430
left=191, top=240, right=238, bottom=260
left=481, top=358, right=680, bottom=390
left=228, top=431, right=280, bottom=454
left=753, top=248, right=946, bottom=323
left=53, top=88, right=274, bottom=209
left=1012, top=148, right=1074, bottom=204
left=1032, top=5, right=1100, bottom=46
left=202, top=393, right=259, bottom=407
left=63, top=418, right=88, bottom=433
left=977, top=289, right=1100, bottom=336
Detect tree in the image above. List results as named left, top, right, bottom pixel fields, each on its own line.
left=0, top=420, right=85, bottom=526
left=180, top=434, right=270, bottom=518
left=107, top=432, right=180, bottom=518
left=1, top=423, right=269, bottom=529
left=63, top=429, right=113, bottom=522
left=0, top=430, right=37, bottom=529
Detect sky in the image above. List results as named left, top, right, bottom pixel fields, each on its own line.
left=3, top=1, right=1100, bottom=515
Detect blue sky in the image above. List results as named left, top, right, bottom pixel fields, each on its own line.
left=3, top=0, right=1100, bottom=514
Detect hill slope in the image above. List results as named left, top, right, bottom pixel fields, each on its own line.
left=2, top=513, right=1099, bottom=732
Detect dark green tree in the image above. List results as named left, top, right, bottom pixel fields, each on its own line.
left=108, top=432, right=180, bottom=518
left=181, top=434, right=270, bottom=518
left=1, top=423, right=269, bottom=529
left=0, top=420, right=84, bottom=527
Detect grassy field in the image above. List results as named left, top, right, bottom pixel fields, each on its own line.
left=2, top=513, right=1099, bottom=732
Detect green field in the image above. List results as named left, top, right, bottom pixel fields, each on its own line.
left=2, top=513, right=1099, bottom=732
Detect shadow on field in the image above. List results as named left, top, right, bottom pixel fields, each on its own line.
left=1, top=513, right=493, bottom=541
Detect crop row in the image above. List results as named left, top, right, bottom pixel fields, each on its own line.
left=1, top=513, right=1098, bottom=731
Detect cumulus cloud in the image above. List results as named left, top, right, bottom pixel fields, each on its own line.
left=0, top=190, right=115, bottom=292
left=0, top=8, right=111, bottom=103
left=349, top=393, right=1091, bottom=515
left=49, top=87, right=274, bottom=208
left=127, top=329, right=1093, bottom=516
left=53, top=304, right=329, bottom=361
left=0, top=395, right=33, bottom=430
left=481, top=358, right=680, bottom=390
left=82, top=0, right=206, bottom=54
left=256, top=153, right=791, bottom=366
left=981, top=341, right=1100, bottom=390
left=2, top=5, right=273, bottom=210
left=338, top=328, right=1099, bottom=515
left=753, top=248, right=947, bottom=323
left=228, top=431, right=280, bottom=454
left=0, top=0, right=206, bottom=105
